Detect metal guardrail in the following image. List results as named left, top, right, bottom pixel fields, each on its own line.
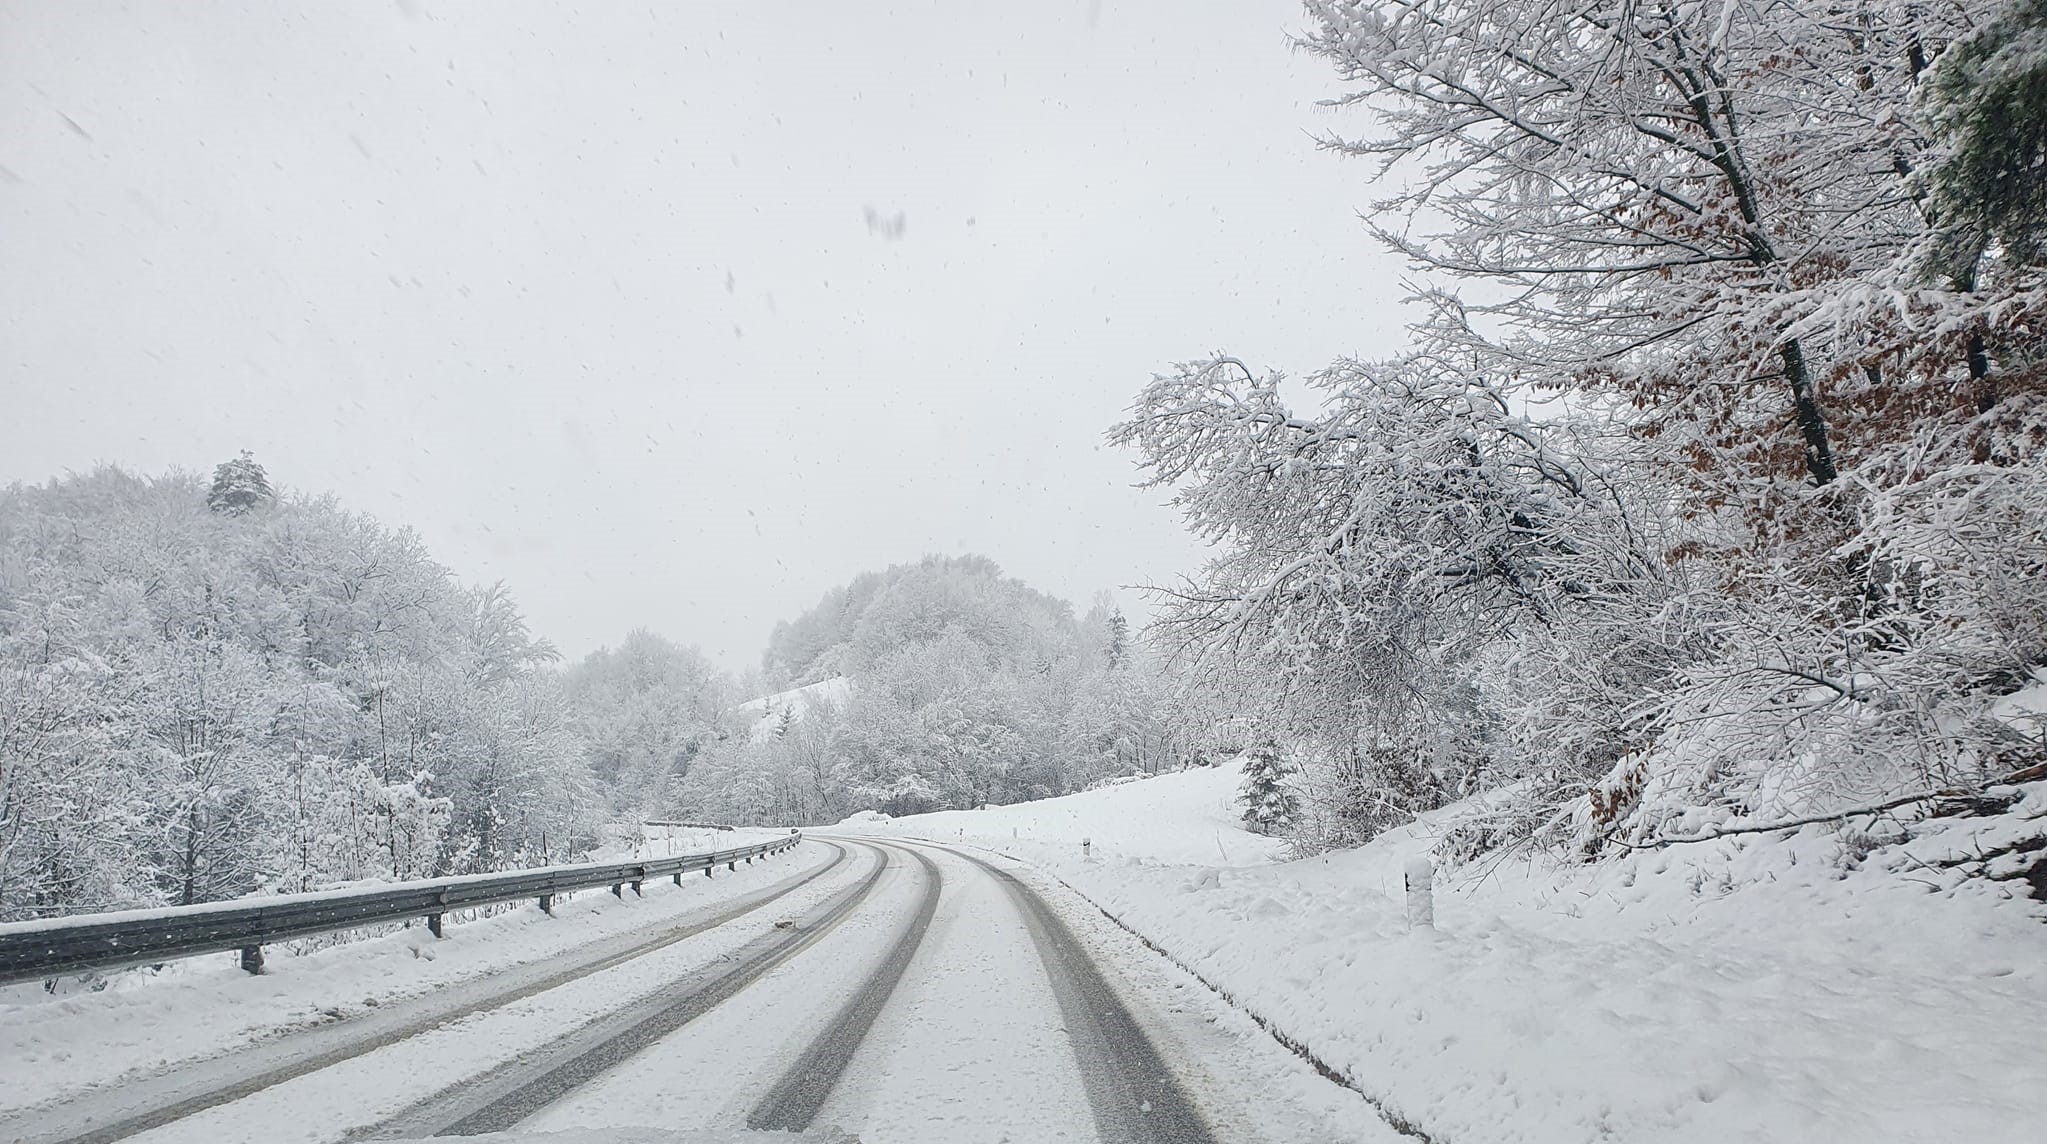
left=0, top=833, right=804, bottom=986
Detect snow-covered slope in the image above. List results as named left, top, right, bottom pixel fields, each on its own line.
left=853, top=759, right=1288, bottom=868
left=846, top=766, right=2047, bottom=1144
left=734, top=677, right=852, bottom=744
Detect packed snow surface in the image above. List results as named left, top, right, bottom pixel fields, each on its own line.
left=849, top=759, right=2047, bottom=1144
left=384, top=1134, right=848, bottom=1143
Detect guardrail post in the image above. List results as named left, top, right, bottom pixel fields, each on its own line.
left=704, top=865, right=714, bottom=877
left=673, top=871, right=683, bottom=886
left=610, top=883, right=622, bottom=898
left=630, top=879, right=643, bottom=896
left=726, top=859, right=736, bottom=872
left=427, top=913, right=444, bottom=938
left=538, top=893, right=554, bottom=915
left=240, top=945, right=264, bottom=975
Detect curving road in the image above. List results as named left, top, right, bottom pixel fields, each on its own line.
left=3, top=837, right=1362, bottom=1144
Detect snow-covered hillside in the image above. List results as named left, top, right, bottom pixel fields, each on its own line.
left=845, top=761, right=1288, bottom=867
left=733, top=677, right=852, bottom=744
left=845, top=761, right=2047, bottom=1144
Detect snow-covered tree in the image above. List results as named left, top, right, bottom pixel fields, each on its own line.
left=1238, top=743, right=1300, bottom=834
left=1919, top=0, right=2047, bottom=281
left=206, top=451, right=274, bottom=516
left=1114, top=353, right=1647, bottom=832
left=1116, top=0, right=2047, bottom=853
left=1300, top=0, right=1975, bottom=489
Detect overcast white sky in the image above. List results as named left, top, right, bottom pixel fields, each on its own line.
left=0, top=0, right=1409, bottom=669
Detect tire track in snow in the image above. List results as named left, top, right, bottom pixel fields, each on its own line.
left=956, top=842, right=1437, bottom=1143
left=364, top=840, right=899, bottom=1137
left=745, top=841, right=943, bottom=1131
left=803, top=841, right=1101, bottom=1144
left=893, top=839, right=1219, bottom=1144
left=8, top=840, right=847, bottom=1144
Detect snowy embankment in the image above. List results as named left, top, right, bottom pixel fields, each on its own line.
left=0, top=826, right=789, bottom=1115
left=848, top=763, right=2047, bottom=1144
left=849, top=763, right=1289, bottom=868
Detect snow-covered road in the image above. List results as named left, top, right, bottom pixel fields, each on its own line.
left=809, top=843, right=1102, bottom=1143
left=2, top=839, right=1383, bottom=1144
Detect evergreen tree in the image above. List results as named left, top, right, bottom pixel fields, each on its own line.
left=1237, top=743, right=1298, bottom=835
left=206, top=450, right=274, bottom=516
left=1921, top=0, right=2047, bottom=273
left=1105, top=608, right=1130, bottom=669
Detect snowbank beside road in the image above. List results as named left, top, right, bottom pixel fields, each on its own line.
left=0, top=829, right=811, bottom=1115
left=850, top=764, right=2047, bottom=1143
left=856, top=761, right=1289, bottom=868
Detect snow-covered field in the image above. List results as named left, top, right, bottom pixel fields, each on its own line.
left=849, top=761, right=2047, bottom=1144
left=0, top=826, right=795, bottom=1117
left=847, top=762, right=1289, bottom=868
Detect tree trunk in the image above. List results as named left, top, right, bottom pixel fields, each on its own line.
left=1781, top=340, right=1838, bottom=485
left=181, top=806, right=201, bottom=906
left=1967, top=329, right=1997, bottom=413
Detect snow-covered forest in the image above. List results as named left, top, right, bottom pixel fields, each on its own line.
left=1114, top=0, right=2047, bottom=854
left=0, top=466, right=1171, bottom=920
left=0, top=459, right=615, bottom=920
left=672, top=555, right=1187, bottom=825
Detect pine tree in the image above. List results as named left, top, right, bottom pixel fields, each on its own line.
left=1921, top=0, right=2047, bottom=274
left=1915, top=0, right=2047, bottom=415
left=207, top=450, right=274, bottom=516
left=1237, top=743, right=1298, bottom=835
left=1105, top=608, right=1130, bottom=669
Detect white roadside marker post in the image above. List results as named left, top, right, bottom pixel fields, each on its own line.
left=1404, top=855, right=1435, bottom=931
left=1082, top=837, right=1092, bottom=861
